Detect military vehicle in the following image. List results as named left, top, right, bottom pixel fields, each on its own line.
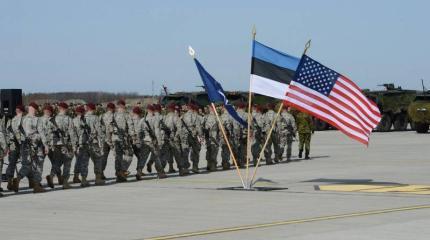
left=408, top=91, right=430, bottom=133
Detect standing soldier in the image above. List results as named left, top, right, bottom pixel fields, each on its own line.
left=49, top=102, right=76, bottom=189
left=263, top=103, right=277, bottom=165
left=220, top=106, right=233, bottom=170
left=296, top=111, right=314, bottom=159
left=140, top=104, right=167, bottom=178
left=161, top=103, right=186, bottom=174
left=180, top=103, right=203, bottom=173
left=276, top=106, right=297, bottom=162
left=203, top=105, right=219, bottom=171
left=100, top=102, right=115, bottom=179
left=234, top=102, right=247, bottom=168
left=13, top=102, right=46, bottom=193
left=130, top=106, right=150, bottom=180
left=251, top=104, right=265, bottom=166
left=106, top=100, right=134, bottom=182
left=0, top=114, right=8, bottom=195
left=5, top=105, right=25, bottom=190
left=72, top=106, right=85, bottom=183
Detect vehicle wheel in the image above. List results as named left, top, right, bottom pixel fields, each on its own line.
left=415, top=123, right=429, bottom=133
left=376, top=114, right=392, bottom=132
left=393, top=113, right=408, bottom=131
left=314, top=119, right=328, bottom=131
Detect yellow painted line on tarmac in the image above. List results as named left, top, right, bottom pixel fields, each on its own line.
left=143, top=204, right=430, bottom=240
left=317, top=184, right=430, bottom=195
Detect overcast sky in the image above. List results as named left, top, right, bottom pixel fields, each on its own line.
left=1, top=0, right=429, bottom=94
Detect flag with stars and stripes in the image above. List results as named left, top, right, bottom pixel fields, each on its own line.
left=284, top=55, right=381, bottom=145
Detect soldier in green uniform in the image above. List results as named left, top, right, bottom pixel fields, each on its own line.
left=295, top=110, right=314, bottom=159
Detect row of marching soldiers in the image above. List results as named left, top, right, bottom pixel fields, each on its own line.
left=0, top=100, right=314, bottom=195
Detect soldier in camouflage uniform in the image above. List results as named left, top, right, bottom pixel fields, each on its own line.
left=296, top=111, right=314, bottom=159
left=13, top=102, right=47, bottom=193
left=72, top=106, right=84, bottom=183
left=5, top=105, right=25, bottom=190
left=234, top=103, right=247, bottom=168
left=263, top=103, right=276, bottom=165
left=140, top=104, right=167, bottom=178
left=161, top=103, right=187, bottom=174
left=130, top=106, right=150, bottom=180
left=203, top=105, right=219, bottom=171
left=0, top=114, right=8, bottom=195
left=100, top=102, right=115, bottom=180
left=275, top=106, right=297, bottom=162
left=251, top=104, right=265, bottom=166
left=179, top=103, right=203, bottom=173
left=74, top=103, right=105, bottom=187
left=48, top=102, right=77, bottom=189
left=106, top=100, right=134, bottom=182
left=219, top=106, right=233, bottom=170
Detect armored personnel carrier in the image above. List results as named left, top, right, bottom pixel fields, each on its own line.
left=408, top=92, right=430, bottom=133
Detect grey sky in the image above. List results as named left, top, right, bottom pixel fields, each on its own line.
left=1, top=0, right=429, bottom=94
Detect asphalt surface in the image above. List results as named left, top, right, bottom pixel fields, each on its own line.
left=0, top=131, right=429, bottom=240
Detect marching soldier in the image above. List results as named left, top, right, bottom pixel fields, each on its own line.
left=275, top=106, right=297, bottom=162
left=13, top=102, right=46, bottom=193
left=72, top=106, right=84, bottom=183
left=203, top=105, right=219, bottom=171
left=234, top=103, right=247, bottom=168
left=130, top=106, right=150, bottom=180
left=5, top=105, right=25, bottom=190
left=106, top=100, right=134, bottom=182
left=179, top=103, right=203, bottom=173
left=219, top=106, right=233, bottom=170
left=263, top=103, right=276, bottom=165
left=100, top=102, right=115, bottom=179
left=296, top=111, right=314, bottom=159
left=50, top=102, right=76, bottom=189
left=140, top=104, right=167, bottom=178
left=0, top=114, right=8, bottom=195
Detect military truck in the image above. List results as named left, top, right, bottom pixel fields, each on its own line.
left=364, top=84, right=417, bottom=132
left=408, top=92, right=430, bottom=133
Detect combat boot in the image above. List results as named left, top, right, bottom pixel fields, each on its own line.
left=28, top=178, right=35, bottom=189
left=222, top=162, right=231, bottom=170
left=305, top=150, right=310, bottom=160
left=46, top=175, right=55, bottom=188
left=57, top=174, right=64, bottom=185
left=168, top=162, right=176, bottom=173
left=157, top=171, right=167, bottom=179
left=7, top=179, right=13, bottom=191
left=95, top=174, right=105, bottom=185
left=298, top=150, right=303, bottom=159
left=80, top=176, right=90, bottom=187
left=208, top=162, right=217, bottom=172
left=146, top=163, right=153, bottom=173
left=191, top=164, right=199, bottom=174
left=33, top=183, right=46, bottom=193
left=266, top=159, right=274, bottom=165
left=101, top=172, right=107, bottom=180
left=116, top=171, right=127, bottom=183
left=135, top=169, right=144, bottom=181
left=179, top=168, right=189, bottom=176
left=62, top=177, right=71, bottom=189
left=73, top=174, right=81, bottom=183
left=12, top=177, right=21, bottom=192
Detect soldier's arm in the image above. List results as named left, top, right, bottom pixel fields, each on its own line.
left=37, top=118, right=49, bottom=149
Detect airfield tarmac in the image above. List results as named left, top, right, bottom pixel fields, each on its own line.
left=0, top=131, right=429, bottom=240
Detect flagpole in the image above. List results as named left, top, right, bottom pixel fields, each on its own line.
left=245, top=25, right=257, bottom=188
left=249, top=39, right=312, bottom=186
left=211, top=103, right=246, bottom=188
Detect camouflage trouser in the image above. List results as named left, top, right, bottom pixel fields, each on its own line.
left=275, top=133, right=293, bottom=161
left=52, top=145, right=74, bottom=178
left=160, top=140, right=184, bottom=169
left=0, top=149, right=4, bottom=182
left=113, top=141, right=134, bottom=172
left=182, top=136, right=201, bottom=168
left=18, top=142, right=45, bottom=183
left=205, top=141, right=219, bottom=167
left=47, top=149, right=62, bottom=176
left=233, top=137, right=246, bottom=167
left=6, top=143, right=20, bottom=179
left=101, top=141, right=111, bottom=172
left=298, top=132, right=311, bottom=152
left=76, top=143, right=103, bottom=178
left=145, top=141, right=165, bottom=173
left=251, top=132, right=262, bottom=164
left=133, top=143, right=151, bottom=171
left=263, top=133, right=274, bottom=163
left=73, top=153, right=80, bottom=175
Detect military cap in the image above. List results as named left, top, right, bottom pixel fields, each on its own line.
left=153, top=104, right=162, bottom=112
left=117, top=100, right=126, bottom=106
left=86, top=103, right=96, bottom=110
left=107, top=102, right=115, bottom=109
left=58, top=102, right=69, bottom=109
left=146, top=104, right=154, bottom=111
left=29, top=102, right=39, bottom=111
left=43, top=105, right=54, bottom=112
left=132, top=106, right=142, bottom=115
left=167, top=103, right=176, bottom=111
left=16, top=105, right=25, bottom=112
left=75, top=106, right=85, bottom=113
left=236, top=102, right=246, bottom=109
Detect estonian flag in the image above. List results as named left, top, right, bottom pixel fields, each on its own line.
left=192, top=53, right=248, bottom=127
left=250, top=40, right=300, bottom=100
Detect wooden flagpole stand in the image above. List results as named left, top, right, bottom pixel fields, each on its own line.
left=248, top=39, right=312, bottom=187
left=245, top=25, right=257, bottom=188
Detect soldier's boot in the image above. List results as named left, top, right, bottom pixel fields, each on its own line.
left=208, top=161, right=217, bottom=172
left=57, top=174, right=64, bottom=185
left=28, top=178, right=35, bottom=189
left=146, top=164, right=153, bottom=173
left=0, top=192, right=3, bottom=197
left=95, top=174, right=105, bottom=186
left=7, top=179, right=13, bottom=191
left=0, top=186, right=3, bottom=192
left=157, top=171, right=167, bottom=179
left=191, top=163, right=199, bottom=174
left=136, top=168, right=144, bottom=181
left=222, top=162, right=231, bottom=170
left=179, top=168, right=189, bottom=176
left=305, top=150, right=310, bottom=160
left=46, top=175, right=55, bottom=189
left=116, top=171, right=127, bottom=183
left=12, top=177, right=21, bottom=192
left=168, top=162, right=176, bottom=174
left=298, top=150, right=303, bottom=159
left=266, top=159, right=274, bottom=165
left=73, top=174, right=81, bottom=183
left=62, top=177, right=71, bottom=189
left=33, top=183, right=46, bottom=193
left=101, top=172, right=107, bottom=180
left=80, top=176, right=90, bottom=187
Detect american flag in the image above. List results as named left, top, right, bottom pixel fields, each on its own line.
left=284, top=55, right=381, bottom=145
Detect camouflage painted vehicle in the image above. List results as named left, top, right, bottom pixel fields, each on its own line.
left=364, top=84, right=417, bottom=132
left=408, top=92, right=430, bottom=133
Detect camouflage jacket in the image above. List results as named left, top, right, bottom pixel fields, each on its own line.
left=107, top=111, right=135, bottom=143
left=53, top=112, right=77, bottom=146
left=179, top=111, right=203, bottom=138
left=296, top=112, right=314, bottom=133
left=6, top=114, right=25, bottom=149
left=203, top=112, right=219, bottom=142
left=163, top=112, right=182, bottom=141
left=277, top=111, right=297, bottom=136
left=22, top=115, right=44, bottom=147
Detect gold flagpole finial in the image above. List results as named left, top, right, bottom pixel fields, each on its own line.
left=188, top=46, right=196, bottom=59
left=303, top=39, right=311, bottom=55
